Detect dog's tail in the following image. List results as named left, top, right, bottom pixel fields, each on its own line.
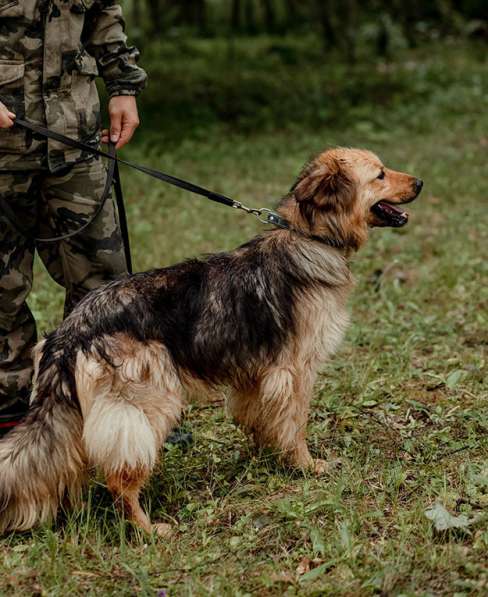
left=0, top=338, right=86, bottom=533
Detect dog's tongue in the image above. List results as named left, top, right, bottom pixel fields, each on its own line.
left=371, top=201, right=409, bottom=227
left=376, top=201, right=405, bottom=217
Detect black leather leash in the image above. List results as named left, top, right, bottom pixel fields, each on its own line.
left=13, top=116, right=291, bottom=224
left=3, top=116, right=345, bottom=263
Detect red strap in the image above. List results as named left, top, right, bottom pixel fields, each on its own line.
left=0, top=421, right=21, bottom=429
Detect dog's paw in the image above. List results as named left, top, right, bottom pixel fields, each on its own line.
left=153, top=522, right=173, bottom=538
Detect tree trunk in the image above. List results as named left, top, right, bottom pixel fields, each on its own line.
left=132, top=0, right=142, bottom=29
left=164, top=1, right=208, bottom=36
left=194, top=0, right=207, bottom=34
left=316, top=0, right=337, bottom=49
left=397, top=0, right=420, bottom=48
left=147, top=0, right=163, bottom=35
left=244, top=0, right=257, bottom=34
left=376, top=15, right=390, bottom=58
left=285, top=0, right=297, bottom=27
left=343, top=0, right=358, bottom=63
left=231, top=0, right=241, bottom=32
left=261, top=0, right=276, bottom=33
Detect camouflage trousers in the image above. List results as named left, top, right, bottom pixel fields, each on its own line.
left=0, top=157, right=127, bottom=423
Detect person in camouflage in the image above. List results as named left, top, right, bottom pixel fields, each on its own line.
left=0, top=0, right=147, bottom=435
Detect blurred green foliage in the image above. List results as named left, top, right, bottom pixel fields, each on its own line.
left=123, top=0, right=487, bottom=44
left=109, top=1, right=487, bottom=143
left=121, top=36, right=487, bottom=146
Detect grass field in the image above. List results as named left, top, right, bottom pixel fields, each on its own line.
left=1, top=42, right=487, bottom=595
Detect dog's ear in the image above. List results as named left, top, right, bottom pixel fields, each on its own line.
left=293, top=157, right=355, bottom=212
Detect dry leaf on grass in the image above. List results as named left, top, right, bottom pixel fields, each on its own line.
left=425, top=503, right=471, bottom=531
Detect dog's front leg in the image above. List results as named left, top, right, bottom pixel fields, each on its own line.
left=229, top=367, right=326, bottom=474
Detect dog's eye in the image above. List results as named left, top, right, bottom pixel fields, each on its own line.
left=377, top=170, right=385, bottom=180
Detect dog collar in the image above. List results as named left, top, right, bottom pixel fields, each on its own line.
left=257, top=208, right=346, bottom=250
left=231, top=202, right=345, bottom=250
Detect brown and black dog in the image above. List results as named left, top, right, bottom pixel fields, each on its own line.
left=0, top=148, right=422, bottom=535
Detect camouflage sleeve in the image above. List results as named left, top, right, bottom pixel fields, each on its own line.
left=85, top=1, right=147, bottom=98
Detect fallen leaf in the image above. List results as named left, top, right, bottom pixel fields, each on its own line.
left=296, top=557, right=311, bottom=576
left=425, top=503, right=471, bottom=531
left=445, top=369, right=464, bottom=389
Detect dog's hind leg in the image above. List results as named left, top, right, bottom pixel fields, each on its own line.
left=106, top=466, right=153, bottom=533
left=105, top=467, right=171, bottom=537
left=75, top=340, right=183, bottom=535
left=230, top=367, right=325, bottom=474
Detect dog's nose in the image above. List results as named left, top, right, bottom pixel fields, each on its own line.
left=414, top=179, right=423, bottom=194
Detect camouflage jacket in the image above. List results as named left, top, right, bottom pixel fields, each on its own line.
left=0, top=0, right=147, bottom=172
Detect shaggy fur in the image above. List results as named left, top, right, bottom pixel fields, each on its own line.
left=0, top=148, right=422, bottom=535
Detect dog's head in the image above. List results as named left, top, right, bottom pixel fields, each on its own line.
left=280, top=148, right=423, bottom=250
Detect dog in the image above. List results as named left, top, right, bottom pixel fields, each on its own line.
left=0, top=148, right=422, bottom=535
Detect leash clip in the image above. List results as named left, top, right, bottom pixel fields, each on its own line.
left=257, top=208, right=289, bottom=229
left=232, top=201, right=260, bottom=217
left=233, top=202, right=289, bottom=229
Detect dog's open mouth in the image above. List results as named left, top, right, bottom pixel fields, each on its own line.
left=371, top=201, right=409, bottom=227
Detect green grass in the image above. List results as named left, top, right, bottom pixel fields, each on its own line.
left=1, top=41, right=487, bottom=595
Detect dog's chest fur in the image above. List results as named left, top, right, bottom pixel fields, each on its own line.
left=295, top=285, right=350, bottom=365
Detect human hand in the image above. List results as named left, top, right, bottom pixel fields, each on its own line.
left=101, top=95, right=140, bottom=150
left=0, top=102, right=16, bottom=129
